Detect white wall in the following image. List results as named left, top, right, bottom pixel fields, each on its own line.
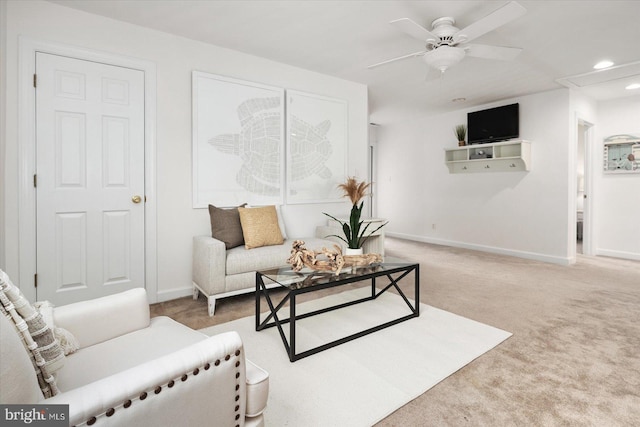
left=2, top=1, right=368, bottom=300
left=0, top=0, right=7, bottom=271
left=377, top=89, right=573, bottom=264
left=593, top=96, right=640, bottom=260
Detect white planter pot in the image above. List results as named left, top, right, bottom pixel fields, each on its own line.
left=345, top=248, right=364, bottom=256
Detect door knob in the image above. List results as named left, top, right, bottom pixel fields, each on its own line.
left=132, top=195, right=142, bottom=204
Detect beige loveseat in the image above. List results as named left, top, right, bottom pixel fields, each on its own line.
left=0, top=276, right=269, bottom=427
left=192, top=233, right=337, bottom=316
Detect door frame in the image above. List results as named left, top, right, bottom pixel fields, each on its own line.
left=578, top=117, right=595, bottom=256
left=18, top=37, right=158, bottom=303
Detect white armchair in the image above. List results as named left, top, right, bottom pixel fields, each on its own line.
left=0, top=287, right=269, bottom=427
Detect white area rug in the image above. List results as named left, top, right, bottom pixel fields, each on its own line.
left=201, top=288, right=512, bottom=426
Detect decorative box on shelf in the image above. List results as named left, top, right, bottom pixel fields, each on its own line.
left=444, top=139, right=531, bottom=173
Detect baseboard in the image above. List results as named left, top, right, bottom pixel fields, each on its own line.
left=156, top=286, right=193, bottom=303
left=386, top=231, right=573, bottom=265
left=595, top=248, right=640, bottom=261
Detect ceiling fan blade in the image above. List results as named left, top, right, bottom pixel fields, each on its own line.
left=368, top=51, right=426, bottom=69
left=465, top=44, right=523, bottom=61
left=390, top=18, right=439, bottom=43
left=453, top=1, right=526, bottom=44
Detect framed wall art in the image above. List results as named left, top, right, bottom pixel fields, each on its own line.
left=603, top=134, right=640, bottom=174
left=286, top=90, right=348, bottom=204
left=192, top=71, right=285, bottom=208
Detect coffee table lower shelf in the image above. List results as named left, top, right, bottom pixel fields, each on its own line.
left=255, top=263, right=419, bottom=362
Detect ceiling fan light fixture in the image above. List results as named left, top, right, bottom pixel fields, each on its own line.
left=423, top=46, right=465, bottom=72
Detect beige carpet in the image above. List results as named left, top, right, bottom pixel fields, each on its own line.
left=201, top=288, right=511, bottom=426
left=151, top=237, right=640, bottom=426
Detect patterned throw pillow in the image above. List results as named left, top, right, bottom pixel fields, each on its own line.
left=0, top=269, right=64, bottom=398
left=35, top=301, right=80, bottom=356
left=238, top=205, right=285, bottom=249
left=209, top=203, right=247, bottom=249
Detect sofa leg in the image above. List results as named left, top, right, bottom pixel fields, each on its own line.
left=192, top=286, right=199, bottom=300
left=208, top=296, right=216, bottom=317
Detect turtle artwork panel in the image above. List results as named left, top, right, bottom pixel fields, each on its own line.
left=209, top=96, right=337, bottom=197
left=209, top=97, right=283, bottom=197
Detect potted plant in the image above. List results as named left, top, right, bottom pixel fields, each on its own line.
left=323, top=177, right=388, bottom=254
left=454, top=124, right=467, bottom=146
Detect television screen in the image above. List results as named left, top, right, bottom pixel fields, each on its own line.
left=467, top=103, right=519, bottom=144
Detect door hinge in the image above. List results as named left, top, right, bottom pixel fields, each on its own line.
left=33, top=174, right=37, bottom=188
left=34, top=274, right=38, bottom=288
left=33, top=74, right=37, bottom=88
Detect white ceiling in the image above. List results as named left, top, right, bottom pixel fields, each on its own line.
left=48, top=0, right=640, bottom=124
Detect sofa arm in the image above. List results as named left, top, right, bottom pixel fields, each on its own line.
left=53, top=288, right=150, bottom=349
left=192, top=235, right=227, bottom=296
left=315, top=226, right=344, bottom=246
left=44, top=331, right=259, bottom=427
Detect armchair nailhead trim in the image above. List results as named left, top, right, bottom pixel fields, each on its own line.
left=82, top=349, right=245, bottom=426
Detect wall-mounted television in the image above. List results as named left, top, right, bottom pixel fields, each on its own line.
left=467, top=103, right=519, bottom=145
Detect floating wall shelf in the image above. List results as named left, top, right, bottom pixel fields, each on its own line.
left=445, top=140, right=531, bottom=173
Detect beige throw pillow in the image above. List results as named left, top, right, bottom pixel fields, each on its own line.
left=238, top=205, right=284, bottom=249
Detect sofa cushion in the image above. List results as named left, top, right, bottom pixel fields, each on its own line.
left=56, top=316, right=206, bottom=392
left=226, top=238, right=337, bottom=275
left=209, top=204, right=247, bottom=249
left=245, top=360, right=269, bottom=417
left=0, top=311, right=45, bottom=403
left=238, top=206, right=284, bottom=249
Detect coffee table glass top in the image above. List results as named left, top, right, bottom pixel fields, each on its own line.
left=258, top=257, right=416, bottom=290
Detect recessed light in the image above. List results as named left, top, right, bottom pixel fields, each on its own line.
left=452, top=97, right=466, bottom=102
left=625, top=83, right=640, bottom=90
left=593, top=60, right=614, bottom=70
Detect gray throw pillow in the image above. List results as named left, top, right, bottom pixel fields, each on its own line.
left=209, top=204, right=247, bottom=249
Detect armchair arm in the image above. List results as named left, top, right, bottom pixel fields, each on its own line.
left=53, top=288, right=150, bottom=348
left=192, top=236, right=227, bottom=296
left=44, top=331, right=248, bottom=427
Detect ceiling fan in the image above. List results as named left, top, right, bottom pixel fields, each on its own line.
left=368, top=1, right=526, bottom=74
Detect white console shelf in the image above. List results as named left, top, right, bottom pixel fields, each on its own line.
left=445, top=140, right=531, bottom=173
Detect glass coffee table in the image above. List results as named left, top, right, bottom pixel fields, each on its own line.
left=255, top=259, right=419, bottom=362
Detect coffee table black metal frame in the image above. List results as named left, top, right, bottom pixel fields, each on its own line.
left=255, top=261, right=419, bottom=362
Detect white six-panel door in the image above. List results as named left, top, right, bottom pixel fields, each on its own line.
left=35, top=52, right=145, bottom=305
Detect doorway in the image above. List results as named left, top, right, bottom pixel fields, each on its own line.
left=18, top=39, right=158, bottom=304
left=576, top=119, right=593, bottom=255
